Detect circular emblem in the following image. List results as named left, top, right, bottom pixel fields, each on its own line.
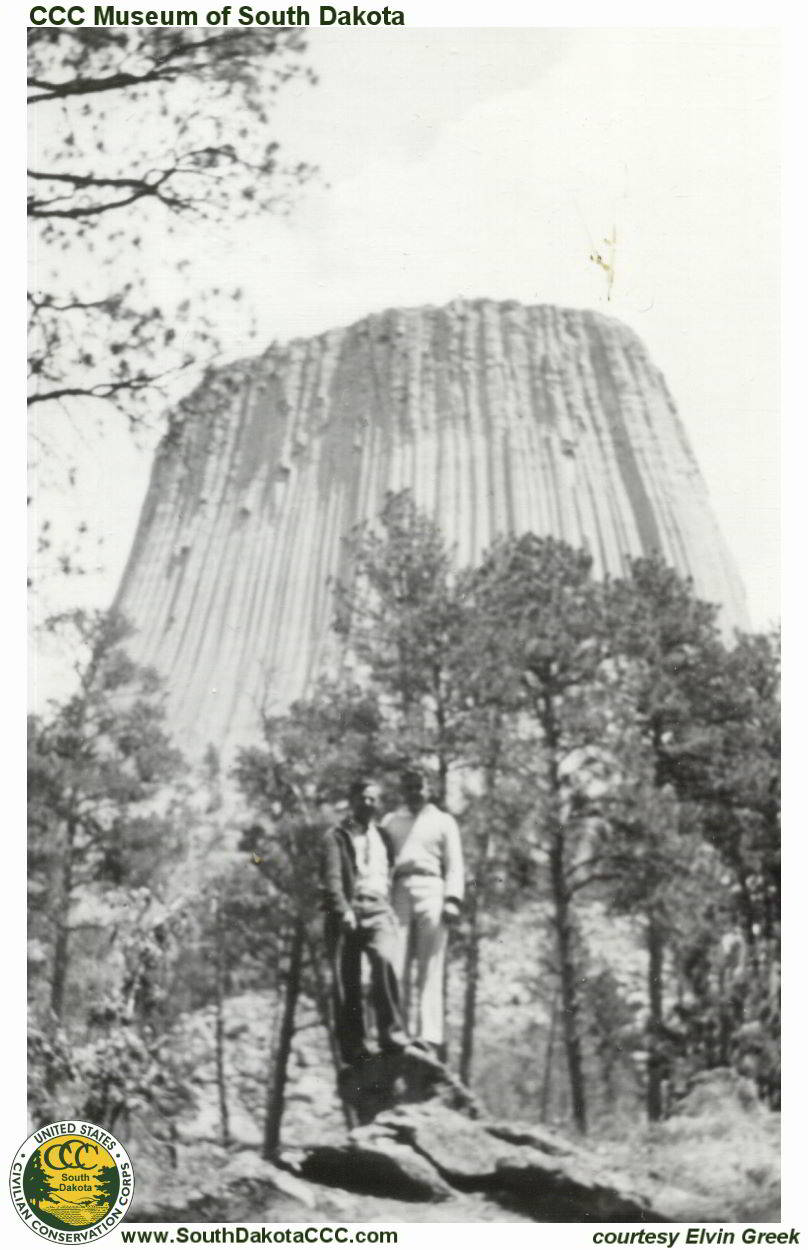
left=9, top=1122, right=134, bottom=1241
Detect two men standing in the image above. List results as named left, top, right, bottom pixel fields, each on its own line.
left=320, top=767, right=464, bottom=1066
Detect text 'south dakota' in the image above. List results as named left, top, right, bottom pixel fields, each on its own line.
left=239, top=5, right=405, bottom=21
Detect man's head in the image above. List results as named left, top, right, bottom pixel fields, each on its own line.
left=400, top=765, right=429, bottom=813
left=348, top=776, right=381, bottom=825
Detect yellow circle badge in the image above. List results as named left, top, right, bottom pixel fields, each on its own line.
left=9, top=1121, right=134, bottom=1242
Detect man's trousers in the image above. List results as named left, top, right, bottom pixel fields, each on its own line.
left=327, top=899, right=406, bottom=1065
left=392, top=875, right=447, bottom=1046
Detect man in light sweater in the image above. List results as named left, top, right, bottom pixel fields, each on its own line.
left=381, top=766, right=465, bottom=1060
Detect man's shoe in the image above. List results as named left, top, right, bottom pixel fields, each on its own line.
left=379, top=1031, right=410, bottom=1055
left=407, top=1039, right=446, bottom=1065
left=343, top=1044, right=376, bottom=1066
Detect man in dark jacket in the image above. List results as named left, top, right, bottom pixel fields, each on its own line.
left=321, top=777, right=409, bottom=1066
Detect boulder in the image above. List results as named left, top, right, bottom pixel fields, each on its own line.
left=298, top=1131, right=454, bottom=1202
left=646, top=1182, right=725, bottom=1224
left=221, top=1151, right=316, bottom=1209
left=484, top=1120, right=576, bottom=1157
left=294, top=1099, right=709, bottom=1222
left=376, top=1104, right=503, bottom=1182
left=375, top=1103, right=659, bottom=1217
left=493, top=1148, right=664, bottom=1221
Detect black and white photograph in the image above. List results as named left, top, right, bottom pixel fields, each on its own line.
left=23, top=13, right=782, bottom=1233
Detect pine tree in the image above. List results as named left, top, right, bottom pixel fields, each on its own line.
left=94, top=1165, right=119, bottom=1209
left=28, top=610, right=186, bottom=1022
left=600, top=561, right=779, bottom=1116
left=25, top=1149, right=57, bottom=1212
left=334, top=491, right=469, bottom=800
left=463, top=534, right=616, bottom=1133
left=669, top=629, right=780, bottom=1104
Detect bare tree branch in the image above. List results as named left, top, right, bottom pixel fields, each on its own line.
left=28, top=370, right=177, bottom=409
left=28, top=67, right=176, bottom=104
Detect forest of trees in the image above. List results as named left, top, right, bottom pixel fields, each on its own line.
left=27, top=493, right=780, bottom=1159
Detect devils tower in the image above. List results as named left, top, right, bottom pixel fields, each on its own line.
left=114, top=299, right=748, bottom=755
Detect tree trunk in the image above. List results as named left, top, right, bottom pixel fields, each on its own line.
left=303, top=934, right=355, bottom=1130
left=541, top=691, right=587, bottom=1134
left=459, top=755, right=497, bottom=1086
left=50, top=817, right=76, bottom=1019
left=540, top=988, right=559, bottom=1120
left=437, top=754, right=448, bottom=808
left=726, top=844, right=760, bottom=977
left=442, top=923, right=451, bottom=1062
left=434, top=673, right=448, bottom=806
left=550, top=826, right=588, bottom=1134
left=646, top=915, right=665, bottom=1122
left=263, top=917, right=305, bottom=1159
left=459, top=891, right=480, bottom=1086
left=213, top=899, right=230, bottom=1148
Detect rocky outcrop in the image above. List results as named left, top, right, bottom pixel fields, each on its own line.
left=296, top=1130, right=454, bottom=1203
left=120, top=989, right=774, bottom=1224
left=115, top=299, right=748, bottom=755
left=293, top=1101, right=715, bottom=1222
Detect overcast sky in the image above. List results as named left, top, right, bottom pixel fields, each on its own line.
left=31, top=26, right=780, bottom=704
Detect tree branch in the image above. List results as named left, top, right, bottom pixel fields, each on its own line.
left=29, top=169, right=177, bottom=219
left=568, top=869, right=621, bottom=895
left=28, top=66, right=179, bottom=105
left=27, top=31, right=291, bottom=104
left=28, top=376, right=160, bottom=408
left=28, top=145, right=260, bottom=221
left=29, top=168, right=166, bottom=191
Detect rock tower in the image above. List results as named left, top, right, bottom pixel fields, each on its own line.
left=115, top=299, right=747, bottom=755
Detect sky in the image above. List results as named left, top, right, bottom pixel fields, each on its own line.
left=30, top=25, right=780, bottom=705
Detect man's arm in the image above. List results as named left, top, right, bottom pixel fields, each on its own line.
left=378, top=816, right=396, bottom=872
left=441, top=813, right=465, bottom=908
left=321, top=831, right=353, bottom=922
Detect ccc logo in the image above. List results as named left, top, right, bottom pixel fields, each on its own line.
left=42, top=1139, right=100, bottom=1171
